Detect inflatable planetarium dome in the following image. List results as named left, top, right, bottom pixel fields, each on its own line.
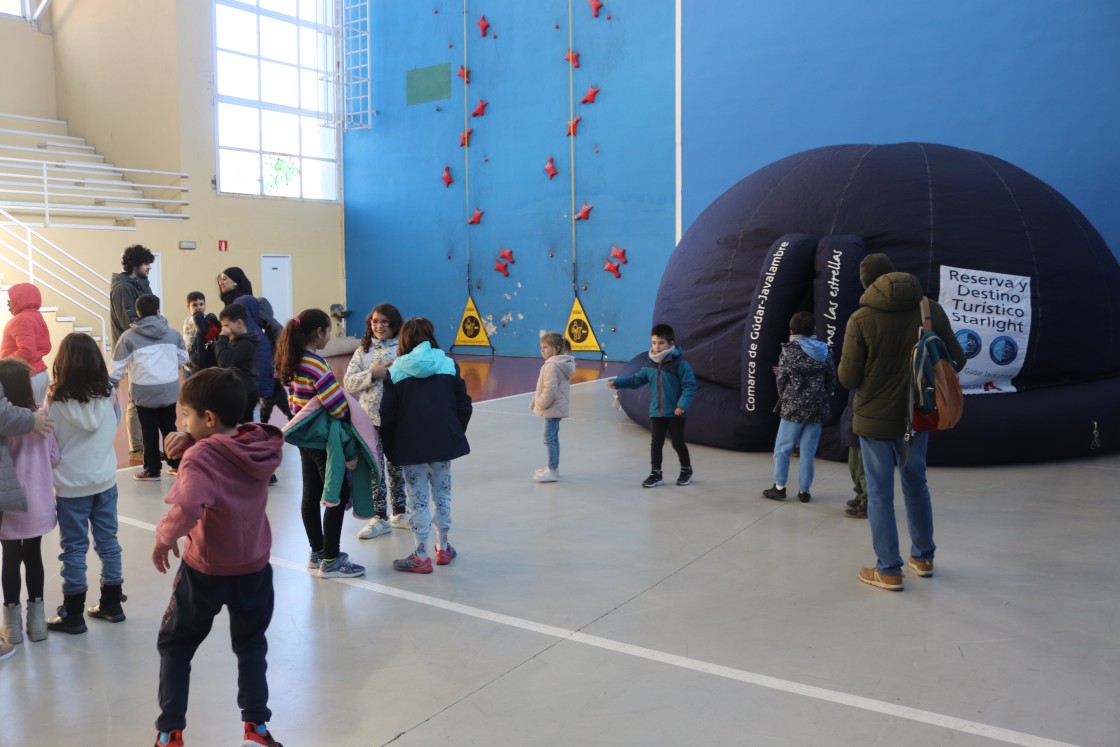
left=615, top=142, right=1120, bottom=465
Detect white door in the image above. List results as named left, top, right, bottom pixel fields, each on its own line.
left=261, top=255, right=293, bottom=323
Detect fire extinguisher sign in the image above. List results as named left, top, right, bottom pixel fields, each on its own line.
left=218, top=240, right=228, bottom=252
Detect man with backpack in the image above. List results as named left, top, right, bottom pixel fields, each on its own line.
left=838, top=254, right=966, bottom=591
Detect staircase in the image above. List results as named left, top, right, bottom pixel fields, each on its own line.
left=0, top=112, right=190, bottom=230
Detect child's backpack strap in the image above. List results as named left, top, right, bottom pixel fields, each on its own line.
left=920, top=296, right=933, bottom=333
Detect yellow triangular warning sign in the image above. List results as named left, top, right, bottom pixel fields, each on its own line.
left=454, top=296, right=493, bottom=349
left=565, top=297, right=602, bottom=353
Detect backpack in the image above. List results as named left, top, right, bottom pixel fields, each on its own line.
left=906, top=297, right=963, bottom=436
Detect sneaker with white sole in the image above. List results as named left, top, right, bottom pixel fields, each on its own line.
left=858, top=566, right=903, bottom=591
left=390, top=512, right=412, bottom=529
left=318, top=555, right=365, bottom=578
left=907, top=557, right=934, bottom=577
left=534, top=468, right=559, bottom=483
left=358, top=518, right=392, bottom=539
left=133, top=470, right=161, bottom=481
left=676, top=468, right=693, bottom=486
left=307, top=550, right=325, bottom=569
left=641, top=470, right=664, bottom=488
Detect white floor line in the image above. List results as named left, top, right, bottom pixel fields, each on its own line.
left=469, top=378, right=603, bottom=407
left=116, top=514, right=1079, bottom=747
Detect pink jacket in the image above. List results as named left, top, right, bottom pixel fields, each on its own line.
left=155, top=423, right=283, bottom=576
left=1, top=284, right=52, bottom=375
left=0, top=417, right=60, bottom=540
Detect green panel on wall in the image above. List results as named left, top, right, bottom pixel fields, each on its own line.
left=406, top=63, right=451, bottom=105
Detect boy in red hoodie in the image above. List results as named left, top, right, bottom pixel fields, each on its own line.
left=151, top=368, right=284, bottom=747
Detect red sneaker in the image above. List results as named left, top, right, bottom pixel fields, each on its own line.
left=435, top=544, right=457, bottom=566
left=241, top=722, right=283, bottom=746
left=153, top=730, right=184, bottom=747
left=392, top=553, right=433, bottom=574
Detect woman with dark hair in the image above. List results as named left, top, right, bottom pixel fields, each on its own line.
left=216, top=267, right=253, bottom=307
left=343, top=304, right=407, bottom=539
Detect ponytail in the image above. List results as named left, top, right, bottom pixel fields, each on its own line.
left=275, top=308, right=331, bottom=385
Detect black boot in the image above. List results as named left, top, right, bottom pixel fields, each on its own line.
left=47, top=591, right=87, bottom=635
left=87, top=584, right=127, bottom=623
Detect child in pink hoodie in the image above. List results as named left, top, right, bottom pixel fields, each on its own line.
left=1, top=283, right=52, bottom=406
left=151, top=367, right=284, bottom=747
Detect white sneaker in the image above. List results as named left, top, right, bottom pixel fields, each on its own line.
left=357, top=518, right=391, bottom=539
left=390, top=512, right=412, bottom=529
left=533, top=468, right=559, bottom=483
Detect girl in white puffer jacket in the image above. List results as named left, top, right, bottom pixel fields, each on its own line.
left=530, top=332, right=575, bottom=483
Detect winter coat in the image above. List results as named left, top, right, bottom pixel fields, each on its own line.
left=183, top=312, right=220, bottom=375
left=109, top=272, right=152, bottom=342
left=530, top=354, right=575, bottom=418
left=343, top=337, right=398, bottom=426
left=233, top=295, right=275, bottom=397
left=0, top=383, right=36, bottom=513
left=155, top=423, right=283, bottom=576
left=49, top=394, right=119, bottom=498
left=1, top=283, right=52, bottom=375
left=379, top=342, right=472, bottom=466
left=220, top=267, right=253, bottom=307
left=0, top=420, right=59, bottom=540
left=257, top=297, right=284, bottom=350
left=775, top=336, right=836, bottom=424
left=109, top=315, right=188, bottom=408
left=283, top=389, right=381, bottom=518
left=612, top=347, right=696, bottom=419
left=839, top=272, right=966, bottom=438
left=214, top=330, right=261, bottom=398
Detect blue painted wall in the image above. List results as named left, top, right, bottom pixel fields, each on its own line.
left=344, top=1, right=675, bottom=358
left=681, top=0, right=1120, bottom=256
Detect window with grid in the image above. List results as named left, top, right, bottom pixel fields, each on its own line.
left=214, top=0, right=339, bottom=201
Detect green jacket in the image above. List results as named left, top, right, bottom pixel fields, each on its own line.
left=839, top=272, right=966, bottom=438
left=283, top=403, right=380, bottom=518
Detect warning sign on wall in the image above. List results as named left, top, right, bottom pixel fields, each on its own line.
left=565, top=298, right=602, bottom=354
left=453, top=296, right=493, bottom=349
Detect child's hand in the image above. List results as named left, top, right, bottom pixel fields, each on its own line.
left=674, top=407, right=685, bottom=416
left=771, top=366, right=779, bottom=375
left=369, top=362, right=389, bottom=379
left=606, top=379, right=616, bottom=389
left=152, top=540, right=180, bottom=573
left=32, top=411, right=53, bottom=435
left=164, top=431, right=195, bottom=460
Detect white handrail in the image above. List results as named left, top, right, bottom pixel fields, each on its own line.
left=0, top=154, right=189, bottom=179
left=0, top=225, right=108, bottom=303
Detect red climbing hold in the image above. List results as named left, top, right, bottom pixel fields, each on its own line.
left=567, top=115, right=582, bottom=136
left=441, top=166, right=453, bottom=188
left=477, top=15, right=490, bottom=37
left=604, top=260, right=621, bottom=279
left=590, top=0, right=604, bottom=18
left=457, top=66, right=471, bottom=84
left=574, top=202, right=593, bottom=221
left=544, top=157, right=559, bottom=180
left=611, top=245, right=627, bottom=264
left=580, top=85, right=601, bottom=104
left=468, top=208, right=484, bottom=225
left=564, top=49, right=581, bottom=68
left=494, top=260, right=509, bottom=277
left=499, top=247, right=515, bottom=264
left=460, top=128, right=473, bottom=147
left=471, top=100, right=488, bottom=117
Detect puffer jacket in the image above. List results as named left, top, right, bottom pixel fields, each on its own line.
left=0, top=382, right=36, bottom=513
left=775, top=336, right=835, bottom=424
left=233, top=295, right=275, bottom=398
left=839, top=272, right=965, bottom=438
left=1, top=283, right=52, bottom=374
left=343, top=337, right=398, bottom=426
left=530, top=354, right=575, bottom=418
left=109, top=315, right=188, bottom=407
left=611, top=347, right=696, bottom=419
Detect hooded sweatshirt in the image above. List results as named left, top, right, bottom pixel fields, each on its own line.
left=155, top=423, right=284, bottom=576
left=1, top=283, right=52, bottom=375
left=530, top=354, right=576, bottom=419
left=109, top=272, right=153, bottom=342
left=50, top=394, right=119, bottom=498
left=220, top=267, right=254, bottom=307
left=775, top=335, right=835, bottom=423
left=109, top=315, right=188, bottom=407
left=380, top=342, right=472, bottom=466
left=233, top=295, right=275, bottom=397
left=0, top=419, right=59, bottom=539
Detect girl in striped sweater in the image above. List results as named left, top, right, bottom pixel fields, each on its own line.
left=275, top=309, right=364, bottom=579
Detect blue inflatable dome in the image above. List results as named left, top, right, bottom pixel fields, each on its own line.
left=616, top=143, right=1120, bottom=465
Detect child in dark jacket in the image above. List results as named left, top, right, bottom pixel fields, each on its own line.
left=181, top=291, right=219, bottom=378
left=762, top=311, right=836, bottom=503
left=214, top=303, right=261, bottom=423
left=379, top=318, right=472, bottom=573
left=608, top=323, right=697, bottom=488
left=152, top=368, right=284, bottom=747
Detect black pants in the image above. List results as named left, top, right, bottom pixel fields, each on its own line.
left=157, top=562, right=273, bottom=732
left=299, top=447, right=349, bottom=559
left=137, top=404, right=178, bottom=475
left=650, top=417, right=690, bottom=472
left=239, top=390, right=259, bottom=425
left=258, top=381, right=292, bottom=424
left=1, top=537, right=44, bottom=603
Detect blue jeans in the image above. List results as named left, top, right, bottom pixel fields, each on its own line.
left=402, top=462, right=452, bottom=551
left=55, top=486, right=123, bottom=594
left=773, top=419, right=822, bottom=492
left=543, top=418, right=561, bottom=470
left=859, top=434, right=935, bottom=576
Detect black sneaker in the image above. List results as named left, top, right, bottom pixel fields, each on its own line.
left=846, top=497, right=862, bottom=508
left=762, top=485, right=787, bottom=501
left=676, top=468, right=693, bottom=486
left=844, top=504, right=868, bottom=519
left=797, top=491, right=811, bottom=503
left=641, top=471, right=664, bottom=488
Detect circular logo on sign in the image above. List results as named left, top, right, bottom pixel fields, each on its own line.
left=989, top=336, right=1018, bottom=366
left=461, top=315, right=480, bottom=339
left=567, top=318, right=589, bottom=343
left=956, top=329, right=982, bottom=359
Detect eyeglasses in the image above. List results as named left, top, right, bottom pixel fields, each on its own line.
left=370, top=319, right=392, bottom=326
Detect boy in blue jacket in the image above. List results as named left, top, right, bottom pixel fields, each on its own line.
left=608, top=323, right=696, bottom=487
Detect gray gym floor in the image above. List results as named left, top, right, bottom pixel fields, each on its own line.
left=2, top=382, right=1117, bottom=746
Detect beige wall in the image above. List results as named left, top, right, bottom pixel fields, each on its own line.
left=0, top=15, right=57, bottom=119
